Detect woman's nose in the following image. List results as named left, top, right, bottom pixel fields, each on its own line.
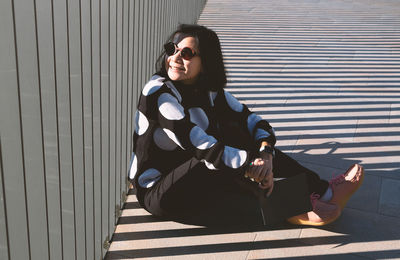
left=170, top=50, right=183, bottom=62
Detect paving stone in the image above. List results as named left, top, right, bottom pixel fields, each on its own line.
left=290, top=138, right=362, bottom=171
left=345, top=174, right=381, bottom=213
left=379, top=178, right=400, bottom=217
left=300, top=208, right=400, bottom=259
left=246, top=228, right=304, bottom=259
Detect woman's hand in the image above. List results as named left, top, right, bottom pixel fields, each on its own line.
left=245, top=156, right=274, bottom=196
left=259, top=167, right=274, bottom=197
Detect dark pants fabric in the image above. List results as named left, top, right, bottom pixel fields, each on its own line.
left=137, top=149, right=329, bottom=227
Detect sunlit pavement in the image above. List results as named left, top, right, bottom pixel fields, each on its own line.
left=106, top=0, right=400, bottom=259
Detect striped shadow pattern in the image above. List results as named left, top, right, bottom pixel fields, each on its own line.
left=105, top=0, right=400, bottom=259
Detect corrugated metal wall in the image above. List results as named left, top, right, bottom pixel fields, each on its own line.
left=0, top=0, right=206, bottom=259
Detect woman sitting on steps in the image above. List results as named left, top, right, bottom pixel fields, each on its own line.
left=128, top=24, right=364, bottom=227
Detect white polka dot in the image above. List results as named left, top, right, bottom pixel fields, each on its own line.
left=247, top=113, right=262, bottom=134
left=224, top=91, right=243, bottom=112
left=138, top=168, right=162, bottom=188
left=222, top=146, right=247, bottom=169
left=208, top=91, right=217, bottom=106
left=142, top=76, right=164, bottom=96
left=158, top=93, right=185, bottom=120
left=201, top=159, right=218, bottom=170
left=189, top=126, right=216, bottom=150
left=163, top=128, right=184, bottom=149
left=128, top=152, right=138, bottom=179
left=134, top=110, right=149, bottom=135
left=165, top=81, right=182, bottom=102
left=189, top=107, right=209, bottom=130
left=151, top=74, right=163, bottom=81
left=153, top=127, right=178, bottom=151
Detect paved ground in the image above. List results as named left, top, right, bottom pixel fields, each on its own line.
left=106, top=0, right=400, bottom=259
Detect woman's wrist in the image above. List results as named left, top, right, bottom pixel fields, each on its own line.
left=259, top=143, right=275, bottom=158
left=259, top=141, right=271, bottom=148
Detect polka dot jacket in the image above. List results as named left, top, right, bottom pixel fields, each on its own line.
left=129, top=75, right=276, bottom=189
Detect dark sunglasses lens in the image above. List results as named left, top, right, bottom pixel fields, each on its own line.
left=164, top=42, right=176, bottom=56
left=181, top=47, right=195, bottom=60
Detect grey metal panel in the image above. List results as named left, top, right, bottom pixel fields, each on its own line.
left=154, top=0, right=159, bottom=72
left=108, top=0, right=117, bottom=230
left=137, top=0, right=144, bottom=99
left=164, top=0, right=168, bottom=37
left=167, top=1, right=171, bottom=37
left=159, top=0, right=164, bottom=53
left=120, top=0, right=129, bottom=204
left=161, top=0, right=167, bottom=47
left=133, top=0, right=140, bottom=104
left=100, top=0, right=110, bottom=257
left=129, top=0, right=136, bottom=162
left=35, top=0, right=63, bottom=259
left=173, top=1, right=177, bottom=31
left=143, top=0, right=149, bottom=85
left=149, top=0, right=155, bottom=77
left=90, top=0, right=102, bottom=258
left=115, top=0, right=123, bottom=215
left=1, top=0, right=208, bottom=259
left=126, top=0, right=135, bottom=193
left=67, top=0, right=86, bottom=259
left=52, top=0, right=77, bottom=258
left=13, top=0, right=50, bottom=259
left=145, top=0, right=151, bottom=83
left=0, top=0, right=30, bottom=258
left=80, top=0, right=94, bottom=258
left=0, top=145, right=9, bottom=260
left=154, top=0, right=159, bottom=63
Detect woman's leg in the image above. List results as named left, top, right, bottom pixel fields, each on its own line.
left=272, top=150, right=343, bottom=226
left=139, top=158, right=264, bottom=227
left=273, top=148, right=329, bottom=196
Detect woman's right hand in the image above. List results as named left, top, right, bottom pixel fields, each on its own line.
left=245, top=158, right=274, bottom=196
left=245, top=158, right=272, bottom=182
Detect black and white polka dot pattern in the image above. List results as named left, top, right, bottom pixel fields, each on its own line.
left=142, top=75, right=165, bottom=96
left=138, top=168, right=162, bottom=188
left=254, top=128, right=270, bottom=140
left=128, top=152, right=138, bottom=179
left=158, top=93, right=185, bottom=120
left=189, top=107, right=209, bottom=130
left=134, top=110, right=149, bottom=135
left=129, top=75, right=276, bottom=189
left=153, top=127, right=178, bottom=151
left=222, top=146, right=248, bottom=169
left=202, top=159, right=218, bottom=170
left=224, top=91, right=243, bottom=112
left=189, top=126, right=217, bottom=150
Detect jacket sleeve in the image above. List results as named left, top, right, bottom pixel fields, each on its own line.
left=222, top=90, right=276, bottom=147
left=145, top=83, right=254, bottom=172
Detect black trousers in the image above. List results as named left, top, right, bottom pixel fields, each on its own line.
left=137, top=149, right=329, bottom=227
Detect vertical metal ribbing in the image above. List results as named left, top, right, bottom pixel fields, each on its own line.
left=0, top=0, right=207, bottom=259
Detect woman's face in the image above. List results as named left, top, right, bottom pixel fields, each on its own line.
left=166, top=36, right=202, bottom=85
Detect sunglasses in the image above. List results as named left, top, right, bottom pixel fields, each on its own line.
left=164, top=42, right=197, bottom=60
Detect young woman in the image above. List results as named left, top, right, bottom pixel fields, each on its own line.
left=128, top=24, right=364, bottom=227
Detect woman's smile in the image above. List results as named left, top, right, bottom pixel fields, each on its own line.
left=169, top=64, right=185, bottom=71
